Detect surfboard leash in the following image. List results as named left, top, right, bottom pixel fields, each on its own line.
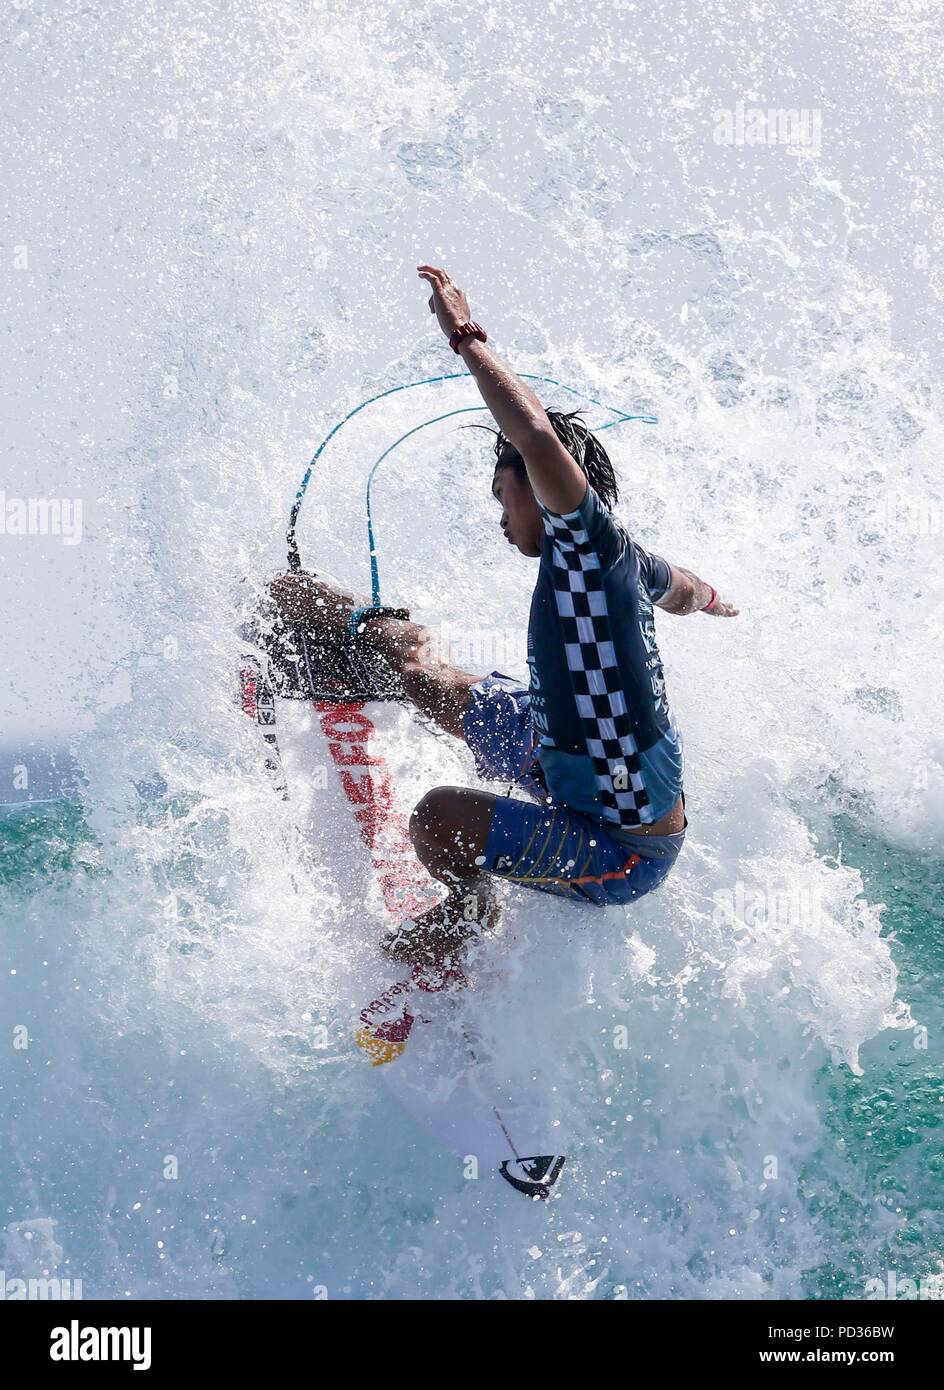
left=287, top=370, right=658, bottom=611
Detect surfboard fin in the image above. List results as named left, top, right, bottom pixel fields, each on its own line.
left=499, top=1154, right=566, bottom=1199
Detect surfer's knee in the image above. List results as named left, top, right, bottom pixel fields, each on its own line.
left=410, top=786, right=496, bottom=861
left=266, top=572, right=301, bottom=619
left=410, top=786, right=462, bottom=845
left=267, top=572, right=313, bottom=604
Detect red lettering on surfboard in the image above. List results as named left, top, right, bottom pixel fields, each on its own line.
left=339, top=766, right=391, bottom=810
left=319, top=707, right=374, bottom=740
left=313, top=699, right=467, bottom=1056
left=372, top=1014, right=415, bottom=1043
left=238, top=667, right=258, bottom=719
left=314, top=701, right=440, bottom=922
left=359, top=979, right=410, bottom=1025
left=412, top=960, right=465, bottom=992
left=328, top=741, right=383, bottom=767
left=240, top=678, right=464, bottom=1061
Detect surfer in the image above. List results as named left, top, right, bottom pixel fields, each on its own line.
left=269, top=265, right=736, bottom=963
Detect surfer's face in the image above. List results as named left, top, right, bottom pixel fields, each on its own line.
left=492, top=457, right=543, bottom=558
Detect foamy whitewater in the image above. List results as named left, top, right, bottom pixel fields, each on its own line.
left=1, top=0, right=942, bottom=1299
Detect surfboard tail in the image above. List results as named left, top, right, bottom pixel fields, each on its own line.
left=500, top=1154, right=567, bottom=1199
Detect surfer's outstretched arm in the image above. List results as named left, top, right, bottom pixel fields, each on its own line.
left=656, top=565, right=739, bottom=617
left=418, top=264, right=588, bottom=514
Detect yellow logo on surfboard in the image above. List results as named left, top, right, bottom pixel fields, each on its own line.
left=355, top=1028, right=406, bottom=1066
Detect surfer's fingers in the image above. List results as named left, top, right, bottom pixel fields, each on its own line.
left=418, top=271, right=443, bottom=309
left=417, top=264, right=445, bottom=286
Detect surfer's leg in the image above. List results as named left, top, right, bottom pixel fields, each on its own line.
left=479, top=796, right=684, bottom=905
left=267, top=571, right=482, bottom=739
left=398, top=790, right=684, bottom=965
left=376, top=625, right=479, bottom=741
left=409, top=785, right=497, bottom=888
left=267, top=571, right=359, bottom=636
left=384, top=786, right=501, bottom=965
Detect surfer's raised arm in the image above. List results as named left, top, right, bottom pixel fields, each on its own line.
left=417, top=263, right=588, bottom=514
left=417, top=264, right=737, bottom=620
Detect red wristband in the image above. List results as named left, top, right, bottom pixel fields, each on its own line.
left=449, top=320, right=487, bottom=354
left=703, top=586, right=718, bottom=612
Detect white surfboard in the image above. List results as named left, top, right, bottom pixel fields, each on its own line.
left=238, top=652, right=567, bottom=1197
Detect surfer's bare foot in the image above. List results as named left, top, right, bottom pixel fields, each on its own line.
left=268, top=572, right=363, bottom=641
left=268, top=572, right=423, bottom=662
left=267, top=571, right=479, bottom=737
left=383, top=887, right=499, bottom=966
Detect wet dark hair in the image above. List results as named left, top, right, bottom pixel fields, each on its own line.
left=468, top=408, right=620, bottom=511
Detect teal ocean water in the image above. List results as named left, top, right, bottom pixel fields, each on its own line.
left=2, top=792, right=941, bottom=1299
left=807, top=817, right=944, bottom=1298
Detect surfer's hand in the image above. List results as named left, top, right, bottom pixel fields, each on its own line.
left=702, top=592, right=739, bottom=617
left=417, top=264, right=471, bottom=336
left=656, top=566, right=738, bottom=617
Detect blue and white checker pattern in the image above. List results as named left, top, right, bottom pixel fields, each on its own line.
left=540, top=502, right=653, bottom=826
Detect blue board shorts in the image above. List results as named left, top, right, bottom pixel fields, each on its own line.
left=462, top=673, right=684, bottom=908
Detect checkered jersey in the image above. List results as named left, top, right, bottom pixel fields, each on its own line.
left=539, top=499, right=653, bottom=825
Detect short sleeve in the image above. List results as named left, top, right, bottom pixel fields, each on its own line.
left=632, top=542, right=672, bottom=602
left=537, top=483, right=625, bottom=572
